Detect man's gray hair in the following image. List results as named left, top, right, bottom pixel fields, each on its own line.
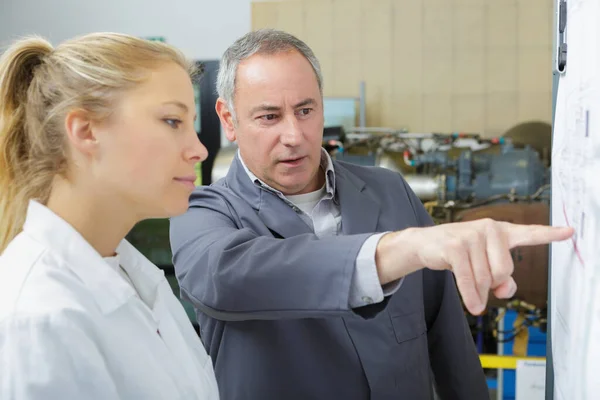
left=216, top=28, right=323, bottom=122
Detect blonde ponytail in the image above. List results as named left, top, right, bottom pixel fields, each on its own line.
left=0, top=38, right=54, bottom=253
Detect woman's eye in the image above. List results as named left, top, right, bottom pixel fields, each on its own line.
left=164, top=119, right=182, bottom=129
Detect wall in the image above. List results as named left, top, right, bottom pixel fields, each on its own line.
left=252, top=0, right=554, bottom=137
left=0, top=0, right=251, bottom=60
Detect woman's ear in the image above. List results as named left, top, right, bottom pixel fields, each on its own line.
left=64, top=109, right=98, bottom=157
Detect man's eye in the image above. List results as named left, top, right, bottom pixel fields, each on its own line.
left=164, top=119, right=182, bottom=128
left=299, top=108, right=312, bottom=116
left=260, top=114, right=277, bottom=121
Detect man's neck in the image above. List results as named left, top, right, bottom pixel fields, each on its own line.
left=238, top=148, right=331, bottom=196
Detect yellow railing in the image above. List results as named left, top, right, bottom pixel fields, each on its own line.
left=479, top=354, right=546, bottom=370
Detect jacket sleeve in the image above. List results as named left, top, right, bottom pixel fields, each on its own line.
left=0, top=315, right=119, bottom=399
left=169, top=187, right=374, bottom=321
left=399, top=178, right=488, bottom=399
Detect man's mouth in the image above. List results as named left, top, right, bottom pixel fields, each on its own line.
left=279, top=156, right=306, bottom=166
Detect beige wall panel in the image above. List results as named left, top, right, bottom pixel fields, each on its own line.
left=486, top=49, right=518, bottom=93
left=423, top=4, right=453, bottom=48
left=392, top=0, right=423, bottom=94
left=518, top=92, right=552, bottom=122
left=252, top=2, right=278, bottom=29
left=486, top=93, right=519, bottom=135
left=486, top=4, right=518, bottom=47
left=453, top=94, right=485, bottom=133
left=454, top=0, right=486, bottom=5
left=362, top=0, right=393, bottom=126
left=331, top=0, right=362, bottom=96
left=303, top=0, right=334, bottom=95
left=394, top=94, right=423, bottom=131
left=392, top=1, right=423, bottom=130
left=454, top=5, right=485, bottom=50
left=275, top=1, right=305, bottom=37
left=518, top=47, right=552, bottom=93
left=422, top=93, right=453, bottom=132
left=518, top=0, right=552, bottom=47
left=453, top=50, right=485, bottom=94
left=422, top=47, right=453, bottom=94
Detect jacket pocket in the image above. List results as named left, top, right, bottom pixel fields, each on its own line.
left=389, top=311, right=427, bottom=344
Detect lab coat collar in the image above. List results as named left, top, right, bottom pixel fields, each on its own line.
left=22, top=200, right=164, bottom=315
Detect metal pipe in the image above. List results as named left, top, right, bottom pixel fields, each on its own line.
left=402, top=175, right=439, bottom=201
left=359, top=81, right=366, bottom=128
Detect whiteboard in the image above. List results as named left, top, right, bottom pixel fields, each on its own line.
left=550, top=0, right=600, bottom=398
left=516, top=360, right=546, bottom=400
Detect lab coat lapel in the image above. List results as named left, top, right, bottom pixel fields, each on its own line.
left=116, top=242, right=199, bottom=394
left=335, top=163, right=382, bottom=235
left=153, top=287, right=192, bottom=367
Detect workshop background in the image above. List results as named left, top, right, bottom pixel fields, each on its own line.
left=0, top=1, right=556, bottom=399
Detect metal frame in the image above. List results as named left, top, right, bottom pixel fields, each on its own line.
left=547, top=0, right=562, bottom=398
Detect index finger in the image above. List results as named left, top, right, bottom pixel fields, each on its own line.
left=500, top=223, right=574, bottom=248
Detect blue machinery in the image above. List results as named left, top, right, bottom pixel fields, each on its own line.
left=404, top=143, right=547, bottom=203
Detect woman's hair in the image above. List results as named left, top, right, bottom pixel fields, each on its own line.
left=0, top=32, right=197, bottom=253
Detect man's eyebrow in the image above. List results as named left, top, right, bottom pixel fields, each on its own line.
left=294, top=98, right=316, bottom=108
left=249, top=99, right=317, bottom=116
left=249, top=104, right=282, bottom=115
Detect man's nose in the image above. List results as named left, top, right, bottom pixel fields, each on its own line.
left=280, top=116, right=302, bottom=146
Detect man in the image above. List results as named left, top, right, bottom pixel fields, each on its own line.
left=170, top=29, right=572, bottom=400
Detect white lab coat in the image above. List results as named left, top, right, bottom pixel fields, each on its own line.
left=0, top=201, right=220, bottom=399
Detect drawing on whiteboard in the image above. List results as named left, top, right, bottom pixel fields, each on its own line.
left=551, top=0, right=600, bottom=398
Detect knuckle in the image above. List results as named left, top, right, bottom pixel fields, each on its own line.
left=480, top=217, right=495, bottom=226
left=492, top=261, right=514, bottom=282
left=480, top=218, right=497, bottom=232
left=476, top=274, right=492, bottom=289
left=447, top=238, right=464, bottom=252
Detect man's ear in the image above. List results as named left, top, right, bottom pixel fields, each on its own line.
left=215, top=98, right=237, bottom=142
left=64, top=109, right=98, bottom=157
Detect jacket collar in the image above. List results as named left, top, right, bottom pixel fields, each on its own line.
left=224, top=149, right=381, bottom=237
left=22, top=200, right=164, bottom=315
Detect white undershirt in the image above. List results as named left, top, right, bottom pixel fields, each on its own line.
left=286, top=185, right=327, bottom=216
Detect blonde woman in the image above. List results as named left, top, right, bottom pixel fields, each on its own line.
left=0, top=33, right=219, bottom=399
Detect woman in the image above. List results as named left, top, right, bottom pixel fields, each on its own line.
left=0, top=33, right=219, bottom=399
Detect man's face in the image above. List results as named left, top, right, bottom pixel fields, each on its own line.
left=217, top=50, right=324, bottom=195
